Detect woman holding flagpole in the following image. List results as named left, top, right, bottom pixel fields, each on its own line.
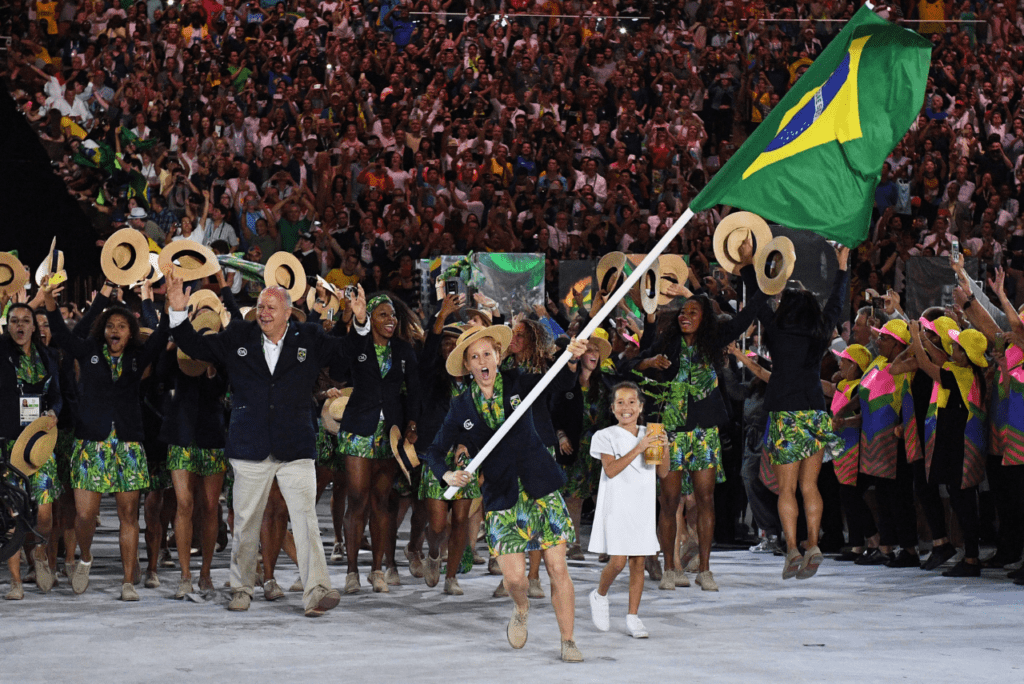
left=421, top=325, right=589, bottom=663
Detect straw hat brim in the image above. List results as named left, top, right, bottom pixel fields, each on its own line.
left=657, top=254, right=690, bottom=306
left=0, top=252, right=29, bottom=297
left=158, top=239, right=221, bottom=282
left=101, top=228, right=152, bottom=286
left=176, top=311, right=222, bottom=376
left=626, top=254, right=661, bottom=315
left=588, top=337, right=612, bottom=364
left=446, top=325, right=512, bottom=377
left=188, top=289, right=223, bottom=318
left=463, top=308, right=492, bottom=326
left=754, top=236, right=797, bottom=296
left=265, top=252, right=307, bottom=303
left=322, top=388, right=354, bottom=433
left=713, top=212, right=773, bottom=275
left=595, top=251, right=626, bottom=294
left=390, top=425, right=421, bottom=484
left=306, top=280, right=342, bottom=317
left=11, top=416, right=58, bottom=476
left=34, top=237, right=65, bottom=287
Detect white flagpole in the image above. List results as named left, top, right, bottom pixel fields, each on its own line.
left=444, top=207, right=696, bottom=498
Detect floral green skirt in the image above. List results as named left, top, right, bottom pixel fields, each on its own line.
left=766, top=410, right=842, bottom=466
left=316, top=421, right=345, bottom=471
left=560, top=435, right=602, bottom=500
left=419, top=447, right=481, bottom=501
left=337, top=420, right=389, bottom=460
left=71, top=429, right=150, bottom=493
left=3, top=442, right=62, bottom=505
left=168, top=442, right=228, bottom=477
left=485, top=480, right=575, bottom=557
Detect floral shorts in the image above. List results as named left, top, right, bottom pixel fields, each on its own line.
left=316, top=422, right=344, bottom=471
left=168, top=442, right=228, bottom=477
left=485, top=481, right=576, bottom=557
left=71, top=429, right=150, bottom=493
left=419, top=446, right=481, bottom=501
left=665, top=426, right=726, bottom=495
left=766, top=410, right=841, bottom=466
left=337, top=420, right=390, bottom=460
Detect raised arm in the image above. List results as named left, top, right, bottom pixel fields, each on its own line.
left=908, top=320, right=942, bottom=382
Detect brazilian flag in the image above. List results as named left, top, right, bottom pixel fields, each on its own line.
left=119, top=127, right=159, bottom=151
left=690, top=6, right=931, bottom=247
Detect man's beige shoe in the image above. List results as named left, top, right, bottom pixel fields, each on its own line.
left=71, top=559, right=92, bottom=594
left=443, top=577, right=464, bottom=595
left=304, top=586, right=341, bottom=617
left=4, top=581, right=24, bottom=600
left=658, top=569, right=676, bottom=590
left=263, top=578, right=285, bottom=601
left=144, top=571, right=161, bottom=589
left=384, top=567, right=401, bottom=586
left=228, top=591, right=251, bottom=611
left=343, top=572, right=360, bottom=594
left=492, top=579, right=508, bottom=597
left=527, top=578, right=544, bottom=598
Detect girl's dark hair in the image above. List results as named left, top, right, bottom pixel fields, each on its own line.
left=89, top=305, right=142, bottom=351
left=610, top=380, right=644, bottom=407
left=4, top=304, right=46, bottom=352
left=653, top=294, right=722, bottom=366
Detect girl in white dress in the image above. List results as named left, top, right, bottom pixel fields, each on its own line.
left=588, top=382, right=669, bottom=638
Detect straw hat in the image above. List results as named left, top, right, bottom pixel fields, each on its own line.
left=305, top=276, right=342, bottom=317
left=158, top=239, right=220, bottom=281
left=264, top=252, right=307, bottom=303
left=138, top=252, right=164, bottom=285
left=10, top=416, right=58, bottom=477
left=588, top=327, right=613, bottom=363
left=595, top=251, right=626, bottom=294
left=626, top=254, right=661, bottom=315
left=832, top=343, right=872, bottom=373
left=446, top=325, right=513, bottom=377
left=753, top=236, right=796, bottom=296
left=187, top=288, right=231, bottom=328
left=177, top=310, right=222, bottom=377
left=948, top=329, right=988, bottom=368
left=291, top=307, right=307, bottom=323
left=872, top=319, right=911, bottom=346
left=390, top=425, right=421, bottom=484
left=321, top=388, right=354, bottom=434
left=242, top=306, right=258, bottom=322
left=0, top=252, right=29, bottom=297
left=657, top=254, right=690, bottom=306
left=101, top=228, right=151, bottom=286
left=713, top=212, right=773, bottom=275
left=34, top=237, right=66, bottom=287
left=321, top=388, right=353, bottom=434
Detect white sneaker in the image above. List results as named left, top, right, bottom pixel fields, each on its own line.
left=589, top=589, right=610, bottom=632
left=625, top=614, right=649, bottom=638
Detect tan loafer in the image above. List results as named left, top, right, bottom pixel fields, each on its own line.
left=71, top=559, right=92, bottom=595
left=33, top=547, right=55, bottom=593
left=121, top=583, right=140, bottom=601
left=263, top=578, right=284, bottom=601
left=4, top=581, right=24, bottom=600
left=507, top=608, right=528, bottom=649
left=560, top=639, right=584, bottom=662
left=384, top=567, right=401, bottom=586
left=443, top=577, right=464, bottom=595
left=304, top=586, right=341, bottom=617
left=658, top=569, right=676, bottom=590
left=783, top=548, right=802, bottom=580
left=424, top=554, right=441, bottom=587
left=368, top=570, right=389, bottom=593
left=695, top=570, right=719, bottom=592
left=797, top=546, right=824, bottom=580
left=228, top=591, right=251, bottom=611
left=174, top=577, right=194, bottom=599
left=144, top=571, right=161, bottom=589
left=343, top=572, right=360, bottom=594
left=527, top=578, right=545, bottom=599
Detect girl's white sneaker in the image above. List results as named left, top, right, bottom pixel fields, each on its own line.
left=589, top=589, right=610, bottom=631
left=625, top=614, right=649, bottom=638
